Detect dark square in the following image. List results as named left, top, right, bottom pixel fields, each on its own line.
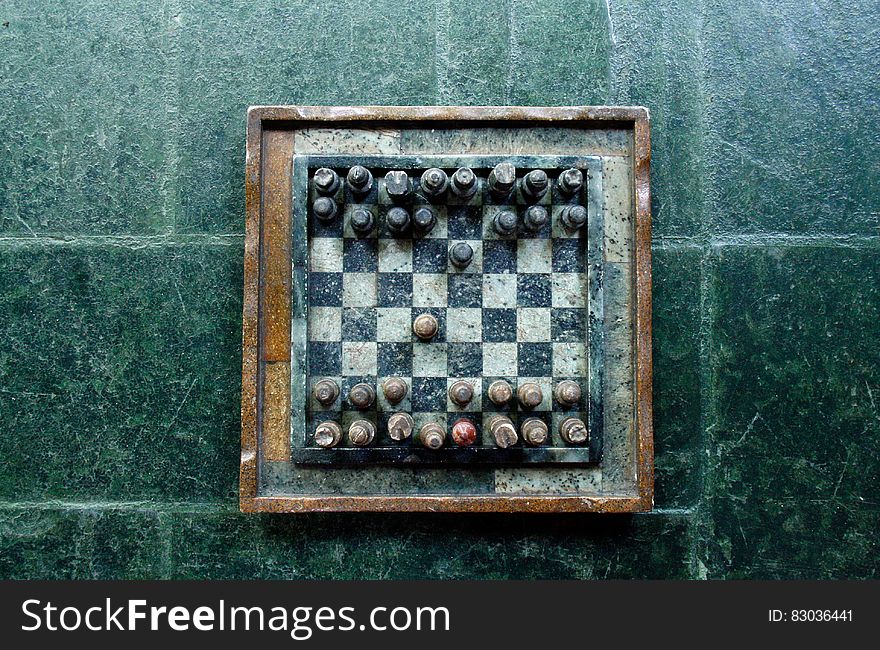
left=552, top=239, right=586, bottom=272
left=482, top=308, right=517, bottom=342
left=517, top=273, right=552, bottom=307
left=378, top=342, right=412, bottom=376
left=483, top=239, right=517, bottom=273
left=447, top=342, right=483, bottom=376
left=378, top=273, right=413, bottom=307
left=518, top=342, right=552, bottom=376
left=309, top=272, right=342, bottom=306
left=342, top=307, right=377, bottom=341
left=344, top=182, right=378, bottom=204
left=308, top=342, right=342, bottom=375
left=410, top=307, right=446, bottom=343
left=447, top=273, right=482, bottom=308
left=412, top=238, right=448, bottom=273
left=343, top=238, right=378, bottom=272
left=552, top=308, right=587, bottom=342
left=412, top=376, right=447, bottom=411
left=447, top=206, right=483, bottom=239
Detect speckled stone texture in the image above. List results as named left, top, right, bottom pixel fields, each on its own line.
left=1, top=0, right=878, bottom=579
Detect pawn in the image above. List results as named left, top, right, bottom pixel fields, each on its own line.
left=350, top=207, right=375, bottom=235
left=346, top=165, right=373, bottom=194
left=413, top=206, right=437, bottom=234
left=517, top=382, right=543, bottom=409
left=561, top=205, right=587, bottom=230
left=488, top=162, right=516, bottom=196
left=487, top=380, right=513, bottom=406
left=313, top=168, right=340, bottom=195
left=555, top=380, right=581, bottom=407
left=312, top=197, right=338, bottom=222
left=421, top=168, right=449, bottom=198
left=448, top=380, right=474, bottom=407
left=557, top=168, right=583, bottom=195
left=523, top=205, right=548, bottom=233
left=449, top=241, right=474, bottom=269
left=348, top=382, right=376, bottom=410
left=386, top=207, right=411, bottom=235
left=450, top=167, right=478, bottom=198
left=382, top=377, right=408, bottom=405
left=521, top=169, right=549, bottom=201
left=313, top=378, right=339, bottom=406
left=493, top=210, right=517, bottom=236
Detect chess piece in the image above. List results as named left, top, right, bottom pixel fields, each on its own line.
left=348, top=419, right=376, bottom=447
left=493, top=209, right=517, bottom=236
left=521, top=417, right=548, bottom=446
left=386, top=206, right=411, bottom=235
left=346, top=165, right=373, bottom=194
left=488, top=162, right=516, bottom=196
left=449, top=241, right=474, bottom=269
left=313, top=378, right=339, bottom=406
left=421, top=168, right=449, bottom=198
left=413, top=206, right=437, bottom=234
left=348, top=383, right=376, bottom=410
left=554, top=380, right=581, bottom=407
left=314, top=168, right=341, bottom=195
left=350, top=207, right=375, bottom=235
left=312, top=197, right=338, bottom=222
left=387, top=412, right=414, bottom=441
left=559, top=417, right=589, bottom=445
left=384, top=170, right=411, bottom=199
left=487, top=380, right=513, bottom=406
left=523, top=205, right=548, bottom=233
left=557, top=168, right=583, bottom=195
left=314, top=421, right=342, bottom=448
left=451, top=418, right=477, bottom=446
left=413, top=313, right=439, bottom=340
left=382, top=377, right=408, bottom=404
left=448, top=380, right=474, bottom=407
left=418, top=422, right=446, bottom=449
left=487, top=414, right=518, bottom=448
left=560, top=205, right=587, bottom=230
left=450, top=167, right=478, bottom=198
left=517, top=382, right=543, bottom=409
left=521, top=169, right=549, bottom=201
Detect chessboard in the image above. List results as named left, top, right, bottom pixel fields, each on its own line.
left=290, top=154, right=604, bottom=466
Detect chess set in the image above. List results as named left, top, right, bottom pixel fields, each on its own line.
left=241, top=106, right=653, bottom=513
left=295, top=155, right=604, bottom=465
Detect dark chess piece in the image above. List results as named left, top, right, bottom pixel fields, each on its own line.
left=350, top=207, right=375, bottom=235
left=449, top=241, right=474, bottom=269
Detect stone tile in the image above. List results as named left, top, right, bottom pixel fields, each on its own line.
left=0, top=244, right=242, bottom=501
left=0, top=0, right=172, bottom=235
left=166, top=511, right=694, bottom=579
left=702, top=0, right=880, bottom=235
left=651, top=248, right=703, bottom=508
left=175, top=0, right=437, bottom=233
left=706, top=246, right=880, bottom=577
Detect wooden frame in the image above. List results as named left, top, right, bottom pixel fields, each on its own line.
left=240, top=106, right=652, bottom=513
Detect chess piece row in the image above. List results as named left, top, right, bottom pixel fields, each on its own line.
left=314, top=413, right=588, bottom=449
left=313, top=377, right=582, bottom=411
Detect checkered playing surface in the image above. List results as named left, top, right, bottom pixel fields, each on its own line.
left=305, top=162, right=592, bottom=449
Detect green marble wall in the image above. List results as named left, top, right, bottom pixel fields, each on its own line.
left=1, top=0, right=877, bottom=579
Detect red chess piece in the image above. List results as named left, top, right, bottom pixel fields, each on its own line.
left=451, top=418, right=477, bottom=447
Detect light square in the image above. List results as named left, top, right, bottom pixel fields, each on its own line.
left=517, top=308, right=551, bottom=342
left=446, top=308, right=482, bottom=342
left=343, top=272, right=377, bottom=307
left=309, top=238, right=344, bottom=272
left=413, top=343, right=448, bottom=377
left=482, top=343, right=517, bottom=376
left=309, top=306, right=342, bottom=341
left=552, top=342, right=588, bottom=377
left=551, top=273, right=587, bottom=308
left=482, top=274, right=517, bottom=308
left=378, top=238, right=413, bottom=272
left=377, top=308, right=412, bottom=342
left=517, top=239, right=553, bottom=273
left=342, top=341, right=377, bottom=376
left=413, top=273, right=448, bottom=307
